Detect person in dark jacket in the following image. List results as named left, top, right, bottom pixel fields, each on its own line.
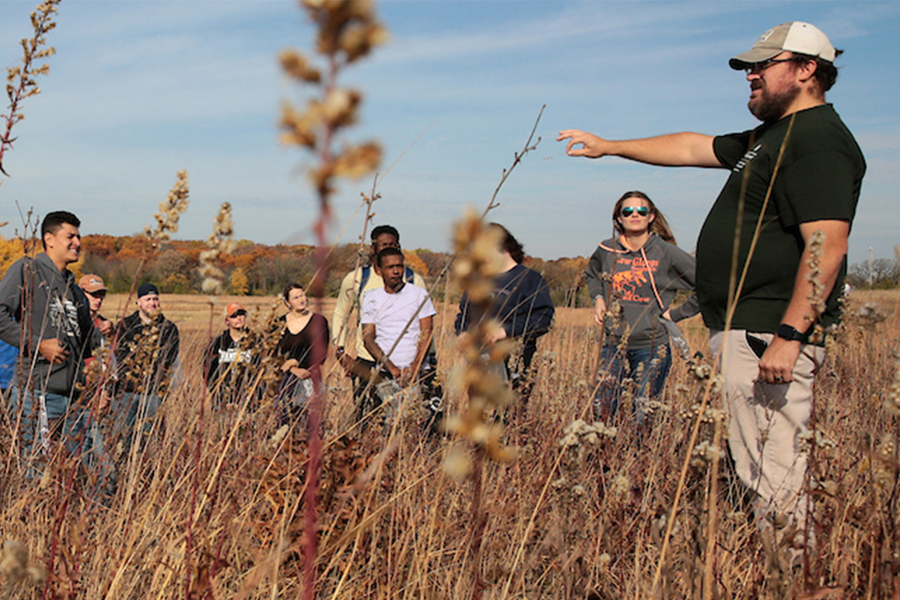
left=0, top=211, right=112, bottom=490
left=79, top=273, right=113, bottom=371
left=584, top=191, right=697, bottom=424
left=204, top=302, right=255, bottom=406
left=112, top=282, right=179, bottom=449
left=455, top=224, right=555, bottom=403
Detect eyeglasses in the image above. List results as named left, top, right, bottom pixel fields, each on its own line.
left=621, top=206, right=649, bottom=218
left=743, top=57, right=794, bottom=75
left=228, top=310, right=247, bottom=318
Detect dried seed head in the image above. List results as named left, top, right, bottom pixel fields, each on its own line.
left=146, top=170, right=190, bottom=244
left=279, top=49, right=321, bottom=83
left=443, top=445, right=473, bottom=481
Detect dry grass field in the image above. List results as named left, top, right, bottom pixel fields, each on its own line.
left=4, top=0, right=896, bottom=597
left=0, top=288, right=898, bottom=599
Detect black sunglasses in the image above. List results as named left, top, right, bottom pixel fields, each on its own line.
left=621, top=206, right=649, bottom=217
left=743, top=57, right=795, bottom=74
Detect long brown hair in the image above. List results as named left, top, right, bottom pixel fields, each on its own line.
left=611, top=190, right=677, bottom=244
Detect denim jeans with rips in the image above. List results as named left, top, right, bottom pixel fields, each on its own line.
left=593, top=343, right=672, bottom=425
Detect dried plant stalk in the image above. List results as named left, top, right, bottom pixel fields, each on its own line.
left=1, top=0, right=61, bottom=177
left=278, top=2, right=387, bottom=599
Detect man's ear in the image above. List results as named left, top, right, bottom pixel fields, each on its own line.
left=796, top=57, right=818, bottom=84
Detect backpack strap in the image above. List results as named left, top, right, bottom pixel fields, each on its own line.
left=357, top=265, right=416, bottom=305
left=357, top=265, right=372, bottom=306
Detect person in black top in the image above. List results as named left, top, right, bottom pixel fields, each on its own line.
left=205, top=302, right=256, bottom=406
left=112, top=282, right=179, bottom=449
left=275, top=283, right=329, bottom=423
left=455, top=224, right=555, bottom=403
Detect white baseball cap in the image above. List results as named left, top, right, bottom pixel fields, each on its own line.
left=729, top=22, right=836, bottom=70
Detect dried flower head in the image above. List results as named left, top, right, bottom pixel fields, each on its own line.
left=690, top=440, right=722, bottom=467
left=0, top=540, right=46, bottom=588
left=279, top=0, right=386, bottom=202
left=443, top=211, right=518, bottom=465
left=198, top=202, right=236, bottom=294
left=145, top=170, right=190, bottom=245
left=796, top=428, right=838, bottom=454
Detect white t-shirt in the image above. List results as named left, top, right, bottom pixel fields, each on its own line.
left=360, top=283, right=436, bottom=368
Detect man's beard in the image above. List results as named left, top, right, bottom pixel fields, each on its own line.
left=748, top=82, right=801, bottom=123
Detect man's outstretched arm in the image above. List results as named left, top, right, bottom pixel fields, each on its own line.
left=557, top=129, right=721, bottom=168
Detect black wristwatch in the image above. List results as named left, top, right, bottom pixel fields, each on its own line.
left=776, top=324, right=805, bottom=342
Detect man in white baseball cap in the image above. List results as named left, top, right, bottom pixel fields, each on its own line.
left=559, top=21, right=865, bottom=569
left=729, top=21, right=837, bottom=68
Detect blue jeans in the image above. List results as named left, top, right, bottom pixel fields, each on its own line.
left=593, top=344, right=672, bottom=424
left=9, top=386, right=116, bottom=497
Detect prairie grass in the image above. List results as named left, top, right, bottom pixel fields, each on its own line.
left=0, top=289, right=897, bottom=599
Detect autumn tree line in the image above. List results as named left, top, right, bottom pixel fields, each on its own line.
left=0, top=233, right=594, bottom=306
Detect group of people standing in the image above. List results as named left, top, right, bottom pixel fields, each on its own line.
left=242, top=223, right=555, bottom=433
left=1, top=21, right=864, bottom=573
left=0, top=212, right=181, bottom=497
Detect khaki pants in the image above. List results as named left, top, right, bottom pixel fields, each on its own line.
left=710, top=330, right=824, bottom=538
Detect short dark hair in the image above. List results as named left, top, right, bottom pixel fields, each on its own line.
left=282, top=281, right=305, bottom=302
left=371, top=225, right=399, bottom=244
left=41, top=211, right=80, bottom=241
left=488, top=223, right=525, bottom=264
left=792, top=51, right=841, bottom=93
left=375, top=246, right=403, bottom=267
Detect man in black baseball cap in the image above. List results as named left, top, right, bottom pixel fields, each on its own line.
left=112, top=281, right=180, bottom=452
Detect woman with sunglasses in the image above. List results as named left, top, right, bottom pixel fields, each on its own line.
left=585, top=191, right=697, bottom=425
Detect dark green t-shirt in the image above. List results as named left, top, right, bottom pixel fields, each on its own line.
left=696, top=104, right=865, bottom=336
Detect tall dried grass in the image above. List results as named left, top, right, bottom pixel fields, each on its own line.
left=0, top=290, right=896, bottom=598
left=2, top=1, right=897, bottom=598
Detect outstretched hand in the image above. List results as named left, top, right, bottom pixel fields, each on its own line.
left=557, top=129, right=609, bottom=158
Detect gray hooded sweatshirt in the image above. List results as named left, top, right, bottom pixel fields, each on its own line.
left=0, top=253, right=95, bottom=397
left=585, top=233, right=698, bottom=350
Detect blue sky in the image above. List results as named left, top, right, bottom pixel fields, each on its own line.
left=1, top=0, right=897, bottom=266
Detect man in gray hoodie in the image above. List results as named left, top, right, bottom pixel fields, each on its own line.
left=0, top=211, right=109, bottom=487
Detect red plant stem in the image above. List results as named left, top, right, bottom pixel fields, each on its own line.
left=302, top=214, right=330, bottom=600
left=300, top=49, right=340, bottom=600
left=0, top=62, right=30, bottom=170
